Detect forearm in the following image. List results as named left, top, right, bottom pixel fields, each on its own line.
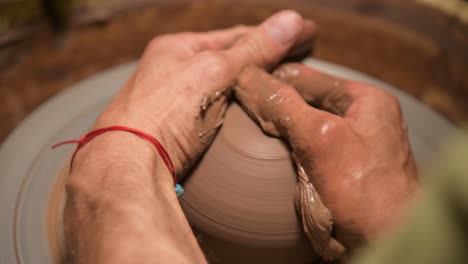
left=64, top=131, right=206, bottom=264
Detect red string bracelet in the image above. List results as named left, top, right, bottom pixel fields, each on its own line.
left=52, top=126, right=178, bottom=187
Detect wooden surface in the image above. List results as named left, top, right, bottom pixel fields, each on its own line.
left=1, top=0, right=467, bottom=143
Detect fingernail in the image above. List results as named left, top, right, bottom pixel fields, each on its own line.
left=263, top=10, right=302, bottom=45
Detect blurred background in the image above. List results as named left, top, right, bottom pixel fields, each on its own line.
left=0, top=0, right=467, bottom=143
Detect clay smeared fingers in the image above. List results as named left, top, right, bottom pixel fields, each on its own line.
left=235, top=65, right=335, bottom=139
left=236, top=65, right=347, bottom=261
left=274, top=63, right=405, bottom=124
left=274, top=63, right=352, bottom=116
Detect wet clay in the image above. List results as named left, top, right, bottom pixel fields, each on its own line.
left=233, top=67, right=345, bottom=261
left=196, top=90, right=231, bottom=142
left=182, top=102, right=325, bottom=264
left=292, top=153, right=345, bottom=261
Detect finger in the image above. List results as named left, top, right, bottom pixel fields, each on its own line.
left=185, top=11, right=315, bottom=96
left=274, top=63, right=351, bottom=116
left=147, top=25, right=252, bottom=59
left=195, top=18, right=316, bottom=56
left=235, top=65, right=338, bottom=142
left=224, top=10, right=309, bottom=71
left=274, top=63, right=402, bottom=123
left=187, top=25, right=253, bottom=51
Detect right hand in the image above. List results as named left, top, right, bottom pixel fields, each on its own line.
left=235, top=63, right=420, bottom=254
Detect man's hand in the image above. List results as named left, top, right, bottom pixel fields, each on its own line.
left=64, top=11, right=316, bottom=264
left=235, top=64, right=420, bottom=252
left=94, top=11, right=316, bottom=185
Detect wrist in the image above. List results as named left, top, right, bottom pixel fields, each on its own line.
left=96, top=108, right=186, bottom=176
left=63, top=131, right=188, bottom=264
left=67, top=130, right=175, bottom=196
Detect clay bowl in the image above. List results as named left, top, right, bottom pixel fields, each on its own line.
left=181, top=102, right=315, bottom=263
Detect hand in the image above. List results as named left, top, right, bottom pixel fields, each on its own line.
left=63, top=11, right=317, bottom=264
left=235, top=63, right=420, bottom=255
left=94, top=10, right=316, bottom=185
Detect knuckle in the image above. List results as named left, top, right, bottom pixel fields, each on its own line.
left=314, top=116, right=342, bottom=143
left=234, top=24, right=248, bottom=30
left=379, top=90, right=402, bottom=116
left=147, top=35, right=174, bottom=52
left=282, top=93, right=302, bottom=110
left=278, top=100, right=307, bottom=129
left=386, top=92, right=401, bottom=108
left=365, top=84, right=397, bottom=104
left=287, top=110, right=343, bottom=148
left=257, top=84, right=303, bottom=135
left=231, top=24, right=249, bottom=33
left=250, top=43, right=270, bottom=67
left=147, top=33, right=191, bottom=53
left=354, top=82, right=403, bottom=116
left=270, top=85, right=302, bottom=115
left=275, top=84, right=297, bottom=100
left=283, top=106, right=307, bottom=128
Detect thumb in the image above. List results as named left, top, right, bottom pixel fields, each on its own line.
left=225, top=10, right=306, bottom=71
left=235, top=65, right=335, bottom=142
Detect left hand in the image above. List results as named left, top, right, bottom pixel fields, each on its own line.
left=63, top=11, right=317, bottom=264
left=94, top=10, right=316, bottom=185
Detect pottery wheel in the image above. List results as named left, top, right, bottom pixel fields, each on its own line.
left=0, top=58, right=459, bottom=264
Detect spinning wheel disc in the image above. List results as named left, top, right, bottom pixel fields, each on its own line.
left=0, top=58, right=458, bottom=263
